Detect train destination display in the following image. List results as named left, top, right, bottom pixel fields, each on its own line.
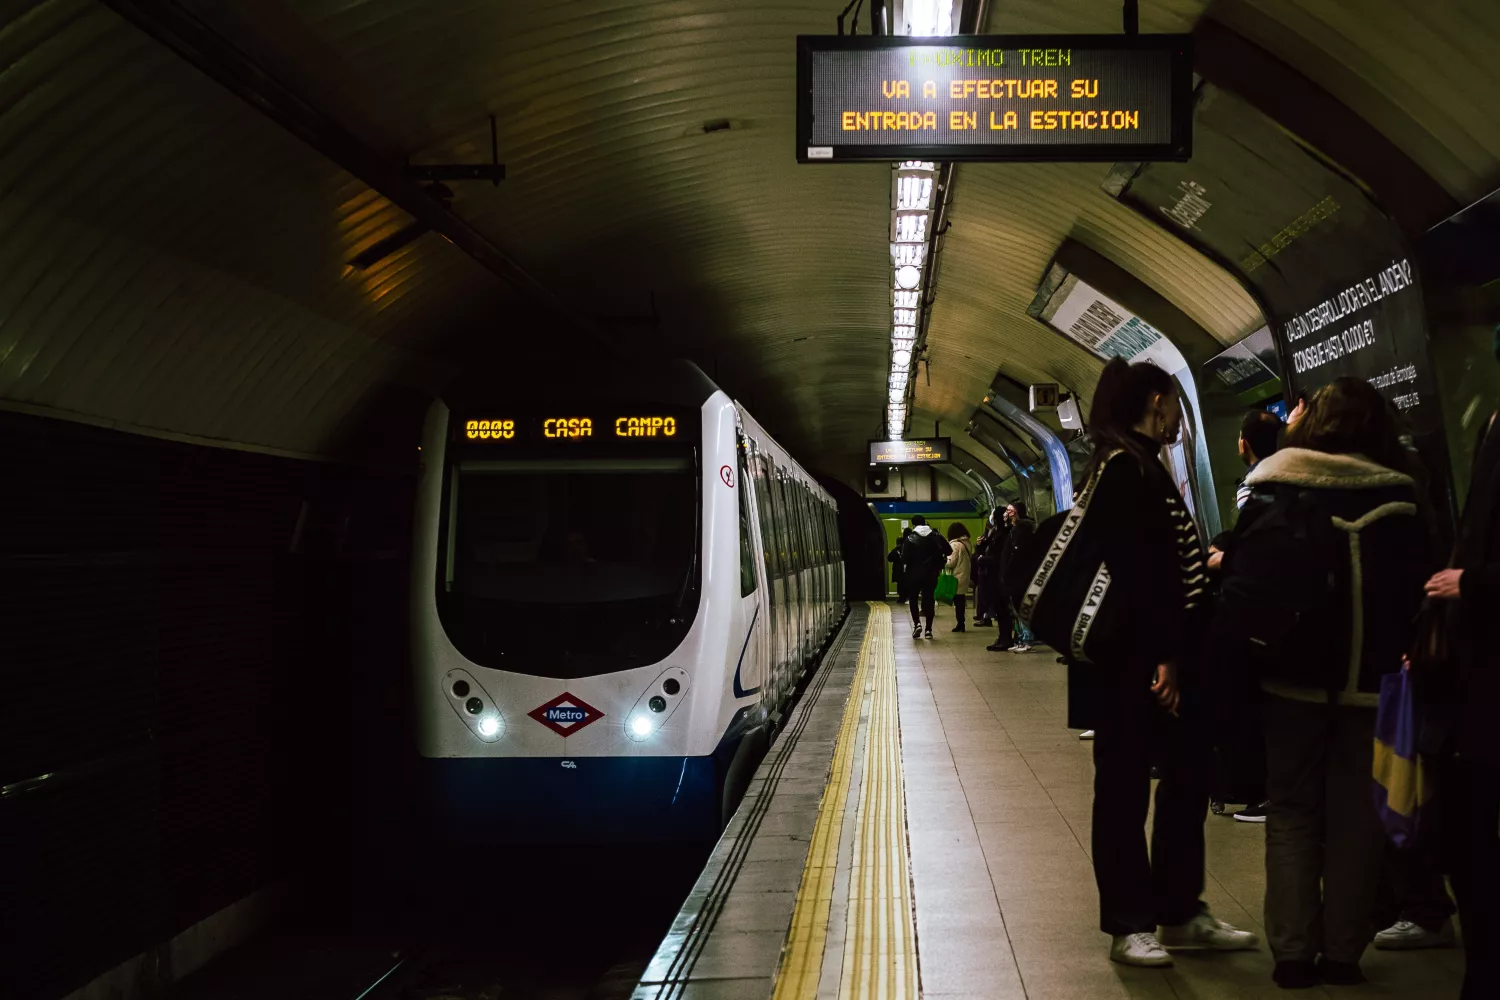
left=870, top=438, right=951, bottom=464
left=798, top=35, right=1191, bottom=163
left=460, top=413, right=685, bottom=444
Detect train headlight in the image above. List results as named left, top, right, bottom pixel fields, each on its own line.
left=629, top=714, right=656, bottom=740
left=478, top=716, right=501, bottom=738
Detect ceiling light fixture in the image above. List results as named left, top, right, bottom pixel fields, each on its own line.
left=881, top=24, right=953, bottom=440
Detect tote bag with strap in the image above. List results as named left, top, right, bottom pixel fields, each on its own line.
left=934, top=570, right=958, bottom=604
left=1006, top=450, right=1135, bottom=664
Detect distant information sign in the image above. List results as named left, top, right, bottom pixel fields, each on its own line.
left=797, top=34, right=1191, bottom=163
left=871, top=438, right=951, bottom=464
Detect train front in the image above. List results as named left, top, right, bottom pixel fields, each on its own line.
left=411, top=379, right=742, bottom=843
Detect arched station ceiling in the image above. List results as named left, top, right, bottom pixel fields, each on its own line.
left=0, top=0, right=1496, bottom=486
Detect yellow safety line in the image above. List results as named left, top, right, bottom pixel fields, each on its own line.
left=773, top=602, right=918, bottom=1000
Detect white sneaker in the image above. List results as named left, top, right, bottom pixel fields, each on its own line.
left=1374, top=918, right=1456, bottom=950
left=1158, top=911, right=1259, bottom=951
left=1009, top=644, right=1034, bottom=653
left=1078, top=730, right=1095, bottom=740
left=1110, top=932, right=1173, bottom=967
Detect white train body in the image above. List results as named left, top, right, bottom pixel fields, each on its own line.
left=410, top=361, right=843, bottom=840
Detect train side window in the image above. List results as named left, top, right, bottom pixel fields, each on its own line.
left=738, top=446, right=757, bottom=597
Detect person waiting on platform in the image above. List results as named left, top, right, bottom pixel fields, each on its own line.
left=945, top=521, right=973, bottom=633
left=996, top=502, right=1037, bottom=653
left=1422, top=325, right=1500, bottom=1000
left=972, top=509, right=1003, bottom=628
left=898, top=515, right=951, bottom=640
left=1070, top=358, right=1257, bottom=968
left=1219, top=378, right=1428, bottom=989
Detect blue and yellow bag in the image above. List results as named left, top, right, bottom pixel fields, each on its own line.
left=1372, top=668, right=1432, bottom=849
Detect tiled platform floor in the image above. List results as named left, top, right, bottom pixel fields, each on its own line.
left=899, top=608, right=1466, bottom=999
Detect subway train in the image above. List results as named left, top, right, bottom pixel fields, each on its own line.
left=410, top=361, right=845, bottom=841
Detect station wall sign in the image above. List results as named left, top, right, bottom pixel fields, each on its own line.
left=1105, top=83, right=1451, bottom=512
left=797, top=34, right=1192, bottom=163
left=870, top=438, right=951, bottom=464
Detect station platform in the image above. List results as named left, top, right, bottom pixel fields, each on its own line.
left=636, top=601, right=1467, bottom=1000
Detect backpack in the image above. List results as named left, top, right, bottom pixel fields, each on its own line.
left=1213, top=484, right=1349, bottom=691
left=1002, top=451, right=1138, bottom=663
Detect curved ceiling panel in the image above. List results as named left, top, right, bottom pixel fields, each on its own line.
left=913, top=159, right=1264, bottom=431
left=0, top=0, right=500, bottom=457
left=1212, top=0, right=1500, bottom=204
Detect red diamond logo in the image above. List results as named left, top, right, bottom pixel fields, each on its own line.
left=528, top=692, right=604, bottom=737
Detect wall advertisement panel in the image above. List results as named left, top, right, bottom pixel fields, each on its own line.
left=1106, top=84, right=1452, bottom=513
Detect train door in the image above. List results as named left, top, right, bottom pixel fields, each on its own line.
left=735, top=434, right=769, bottom=702
left=776, top=465, right=805, bottom=669
left=755, top=451, right=791, bottom=704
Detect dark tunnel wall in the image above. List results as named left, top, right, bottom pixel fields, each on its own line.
left=0, top=411, right=415, bottom=998
left=820, top=475, right=885, bottom=602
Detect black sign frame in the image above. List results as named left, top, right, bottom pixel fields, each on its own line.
left=869, top=438, right=952, bottom=465
left=796, top=34, right=1193, bottom=164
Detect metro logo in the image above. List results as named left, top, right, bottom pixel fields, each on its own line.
left=528, top=692, right=604, bottom=737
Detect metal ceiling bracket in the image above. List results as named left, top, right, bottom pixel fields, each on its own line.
left=405, top=116, right=505, bottom=186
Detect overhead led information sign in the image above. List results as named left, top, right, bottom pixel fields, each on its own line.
left=797, top=34, right=1192, bottom=163
left=870, top=438, right=951, bottom=465
left=457, top=412, right=687, bottom=447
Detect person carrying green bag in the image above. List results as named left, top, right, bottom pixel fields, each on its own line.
left=899, top=515, right=951, bottom=639
left=943, top=522, right=973, bottom=630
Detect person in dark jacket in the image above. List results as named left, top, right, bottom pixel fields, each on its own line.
left=888, top=540, right=908, bottom=603
left=899, top=515, right=951, bottom=639
left=1073, top=358, right=1257, bottom=968
left=1219, top=377, right=1429, bottom=989
left=996, top=503, right=1038, bottom=651
left=984, top=512, right=1013, bottom=649
left=972, top=508, right=1003, bottom=627
left=1424, top=332, right=1500, bottom=1000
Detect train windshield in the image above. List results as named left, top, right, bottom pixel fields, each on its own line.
left=436, top=454, right=701, bottom=677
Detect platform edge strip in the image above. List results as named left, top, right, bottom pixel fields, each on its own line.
left=839, top=603, right=917, bottom=999
left=770, top=604, right=877, bottom=1000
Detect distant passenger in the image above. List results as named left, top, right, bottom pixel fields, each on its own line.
left=1236, top=408, right=1284, bottom=509
left=898, top=515, right=951, bottom=640
left=944, top=522, right=972, bottom=633
left=1422, top=326, right=1500, bottom=1000
left=1217, top=377, right=1427, bottom=989
left=972, top=508, right=1003, bottom=627
left=887, top=538, right=908, bottom=603
left=1071, top=358, right=1258, bottom=968
left=996, top=503, right=1037, bottom=653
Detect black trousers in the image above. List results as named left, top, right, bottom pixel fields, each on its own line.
left=1444, top=758, right=1500, bottom=1000
left=908, top=574, right=938, bottom=628
left=1212, top=672, right=1267, bottom=807
left=1380, top=841, right=1454, bottom=932
left=1091, top=669, right=1210, bottom=934
left=953, top=593, right=967, bottom=629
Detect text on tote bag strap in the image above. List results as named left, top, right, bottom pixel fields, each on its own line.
left=1018, top=449, right=1124, bottom=624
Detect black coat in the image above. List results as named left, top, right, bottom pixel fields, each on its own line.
left=1066, top=444, right=1199, bottom=729
left=997, top=517, right=1035, bottom=588
left=898, top=526, right=951, bottom=585
left=1218, top=447, right=1429, bottom=706
left=1456, top=413, right=1500, bottom=764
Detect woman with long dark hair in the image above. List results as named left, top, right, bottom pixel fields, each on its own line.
left=1218, top=377, right=1429, bottom=988
left=945, top=521, right=972, bottom=632
left=1073, top=358, right=1258, bottom=967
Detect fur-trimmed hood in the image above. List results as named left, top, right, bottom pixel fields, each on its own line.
left=1245, top=446, right=1414, bottom=491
